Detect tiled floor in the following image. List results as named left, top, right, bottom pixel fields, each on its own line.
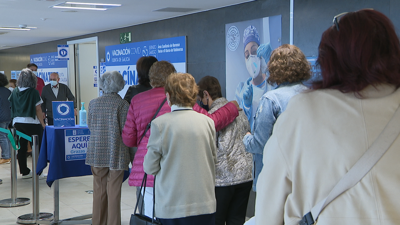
left=0, top=157, right=137, bottom=225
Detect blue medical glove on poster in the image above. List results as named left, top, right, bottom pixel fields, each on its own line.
left=243, top=84, right=253, bottom=107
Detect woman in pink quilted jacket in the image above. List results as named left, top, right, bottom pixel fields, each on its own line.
left=122, top=61, right=240, bottom=217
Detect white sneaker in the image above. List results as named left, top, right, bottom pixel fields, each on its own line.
left=22, top=171, right=32, bottom=179
left=39, top=173, right=47, bottom=180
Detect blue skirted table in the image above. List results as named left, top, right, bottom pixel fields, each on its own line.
left=37, top=125, right=92, bottom=187
left=37, top=125, right=92, bottom=224
left=36, top=125, right=129, bottom=224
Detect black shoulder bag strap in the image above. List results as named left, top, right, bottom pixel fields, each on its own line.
left=138, top=98, right=167, bottom=144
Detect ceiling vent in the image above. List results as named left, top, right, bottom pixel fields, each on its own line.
left=153, top=7, right=200, bottom=13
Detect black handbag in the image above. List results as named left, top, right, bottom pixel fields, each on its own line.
left=130, top=174, right=161, bottom=225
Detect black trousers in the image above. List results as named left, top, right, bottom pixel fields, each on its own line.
left=13, top=123, right=43, bottom=175
left=215, top=181, right=253, bottom=225
left=159, top=213, right=215, bottom=225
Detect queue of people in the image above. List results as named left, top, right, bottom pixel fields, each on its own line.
left=0, top=63, right=76, bottom=178
left=0, top=8, right=399, bottom=225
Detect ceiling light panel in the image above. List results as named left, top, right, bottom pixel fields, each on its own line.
left=154, top=7, right=200, bottom=13
left=51, top=1, right=121, bottom=11
left=0, top=27, right=30, bottom=31
left=65, top=2, right=121, bottom=6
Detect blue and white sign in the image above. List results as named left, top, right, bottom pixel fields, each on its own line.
left=30, top=52, right=68, bottom=85
left=304, top=57, right=322, bottom=87
left=52, top=101, right=75, bottom=127
left=105, top=36, right=187, bottom=97
left=93, top=66, right=98, bottom=87
left=65, top=129, right=90, bottom=161
left=11, top=70, right=21, bottom=80
left=57, top=45, right=69, bottom=60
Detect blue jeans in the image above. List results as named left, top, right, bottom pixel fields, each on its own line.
left=0, top=121, right=11, bottom=159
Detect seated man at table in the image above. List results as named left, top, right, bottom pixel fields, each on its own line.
left=41, top=73, right=77, bottom=125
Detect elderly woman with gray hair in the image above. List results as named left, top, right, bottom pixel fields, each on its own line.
left=85, top=71, right=131, bottom=225
left=9, top=69, right=46, bottom=178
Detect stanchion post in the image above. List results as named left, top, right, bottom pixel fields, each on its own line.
left=32, top=135, right=40, bottom=221
left=54, top=180, right=60, bottom=222
left=17, top=134, right=53, bottom=224
left=11, top=128, right=18, bottom=203
left=0, top=128, right=30, bottom=208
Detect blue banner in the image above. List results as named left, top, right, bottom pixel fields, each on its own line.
left=52, top=101, right=75, bottom=127
left=30, top=52, right=67, bottom=69
left=30, top=52, right=68, bottom=84
left=105, top=36, right=186, bottom=66
left=105, top=36, right=187, bottom=98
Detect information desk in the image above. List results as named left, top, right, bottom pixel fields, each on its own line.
left=37, top=125, right=92, bottom=187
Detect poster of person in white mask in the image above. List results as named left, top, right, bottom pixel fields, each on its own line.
left=226, top=16, right=281, bottom=128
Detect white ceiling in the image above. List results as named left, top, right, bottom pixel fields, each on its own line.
left=0, top=0, right=253, bottom=50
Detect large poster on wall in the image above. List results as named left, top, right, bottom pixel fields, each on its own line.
left=105, top=36, right=186, bottom=98
left=226, top=15, right=282, bottom=128
left=30, top=52, right=68, bottom=85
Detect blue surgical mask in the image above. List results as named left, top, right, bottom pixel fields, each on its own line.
left=50, top=80, right=58, bottom=86
left=245, top=55, right=261, bottom=79
left=32, top=71, right=38, bottom=76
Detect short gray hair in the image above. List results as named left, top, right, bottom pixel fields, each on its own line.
left=17, top=69, right=37, bottom=88
left=99, top=71, right=125, bottom=94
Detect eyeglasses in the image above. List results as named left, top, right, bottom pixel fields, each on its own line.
left=332, top=12, right=348, bottom=31
left=332, top=9, right=374, bottom=31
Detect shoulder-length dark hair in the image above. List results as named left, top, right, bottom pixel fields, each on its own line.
left=0, top=73, right=8, bottom=87
left=197, top=76, right=223, bottom=100
left=313, top=9, right=400, bottom=93
left=136, top=56, right=158, bottom=87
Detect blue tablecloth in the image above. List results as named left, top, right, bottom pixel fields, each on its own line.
left=37, top=125, right=130, bottom=187
left=37, top=125, right=92, bottom=187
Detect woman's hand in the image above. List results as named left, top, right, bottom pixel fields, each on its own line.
left=229, top=100, right=243, bottom=111
left=36, top=104, right=46, bottom=129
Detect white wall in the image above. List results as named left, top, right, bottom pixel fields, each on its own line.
left=76, top=42, right=98, bottom=121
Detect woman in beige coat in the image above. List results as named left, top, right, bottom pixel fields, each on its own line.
left=254, top=9, right=400, bottom=225
left=144, top=73, right=217, bottom=225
